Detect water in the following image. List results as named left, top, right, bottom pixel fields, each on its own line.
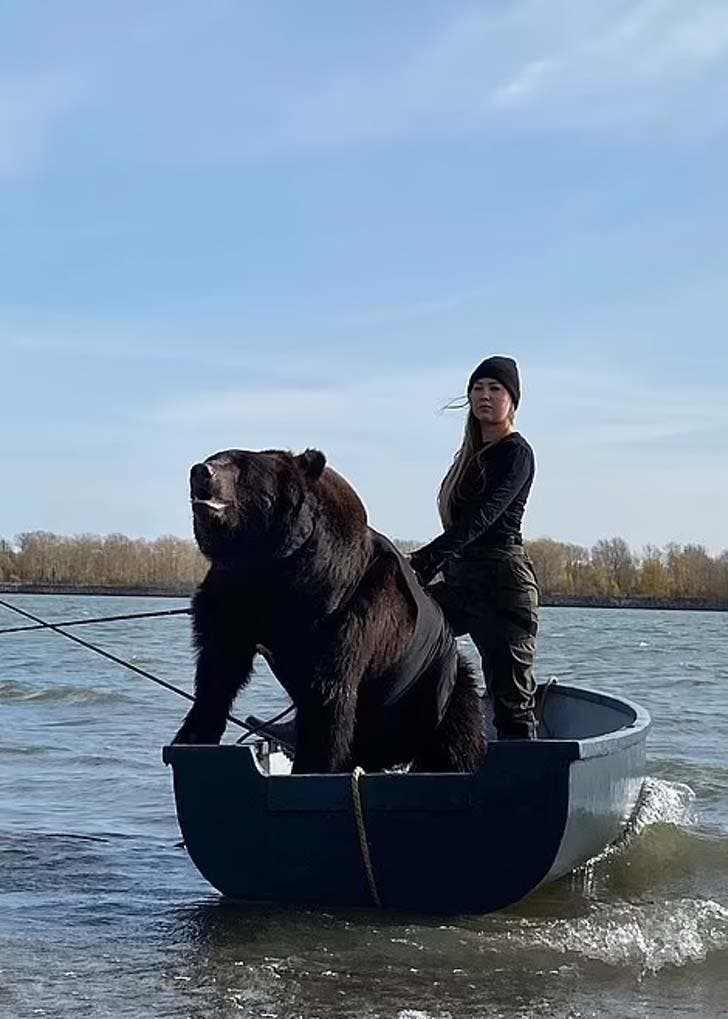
left=1, top=596, right=727, bottom=1018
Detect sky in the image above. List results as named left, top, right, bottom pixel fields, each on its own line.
left=2, top=0, right=728, bottom=554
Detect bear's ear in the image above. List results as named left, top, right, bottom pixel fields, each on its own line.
left=295, top=448, right=326, bottom=480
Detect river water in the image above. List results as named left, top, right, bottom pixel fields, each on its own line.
left=0, top=595, right=726, bottom=1018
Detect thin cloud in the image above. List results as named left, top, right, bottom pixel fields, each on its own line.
left=491, top=59, right=559, bottom=109
left=143, top=354, right=728, bottom=458
left=5, top=0, right=728, bottom=178
left=144, top=366, right=466, bottom=432
left=2, top=284, right=487, bottom=364
left=490, top=0, right=728, bottom=112
left=4, top=327, right=424, bottom=386
left=277, top=0, right=728, bottom=147
left=526, top=357, right=728, bottom=449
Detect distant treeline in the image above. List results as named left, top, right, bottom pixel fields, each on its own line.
left=524, top=537, right=728, bottom=603
left=1, top=532, right=727, bottom=604
left=0, top=533, right=206, bottom=590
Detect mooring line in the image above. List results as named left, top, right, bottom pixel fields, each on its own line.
left=234, top=704, right=296, bottom=745
left=0, top=606, right=191, bottom=636
left=0, top=597, right=252, bottom=732
left=351, top=766, right=382, bottom=908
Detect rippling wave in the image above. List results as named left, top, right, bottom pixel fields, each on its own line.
left=0, top=744, right=50, bottom=757
left=1, top=597, right=727, bottom=1018
left=0, top=678, right=135, bottom=706
left=518, top=898, right=728, bottom=974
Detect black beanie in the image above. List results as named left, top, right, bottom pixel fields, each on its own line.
left=467, top=355, right=521, bottom=408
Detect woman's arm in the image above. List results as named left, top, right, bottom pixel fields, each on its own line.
left=410, top=441, right=532, bottom=583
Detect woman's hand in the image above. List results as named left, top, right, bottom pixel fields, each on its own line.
left=407, top=548, right=440, bottom=587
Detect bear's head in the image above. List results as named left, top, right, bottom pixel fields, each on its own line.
left=190, top=447, right=335, bottom=564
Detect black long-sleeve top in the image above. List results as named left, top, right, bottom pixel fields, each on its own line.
left=411, top=432, right=535, bottom=580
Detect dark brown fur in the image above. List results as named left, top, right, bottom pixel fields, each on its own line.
left=172, top=448, right=484, bottom=773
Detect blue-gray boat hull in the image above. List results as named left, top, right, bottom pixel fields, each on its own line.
left=163, top=684, right=650, bottom=913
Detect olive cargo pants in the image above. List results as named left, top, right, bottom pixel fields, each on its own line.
left=428, top=547, right=539, bottom=740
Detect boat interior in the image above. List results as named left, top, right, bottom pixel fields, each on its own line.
left=242, top=681, right=640, bottom=776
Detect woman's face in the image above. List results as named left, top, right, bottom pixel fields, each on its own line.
left=469, top=377, right=513, bottom=425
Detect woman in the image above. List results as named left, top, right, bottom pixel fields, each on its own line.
left=409, top=355, right=539, bottom=740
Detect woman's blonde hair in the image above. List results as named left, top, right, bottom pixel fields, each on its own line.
left=437, top=395, right=515, bottom=528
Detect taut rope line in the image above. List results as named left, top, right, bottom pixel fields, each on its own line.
left=0, top=606, right=191, bottom=636
left=0, top=597, right=251, bottom=732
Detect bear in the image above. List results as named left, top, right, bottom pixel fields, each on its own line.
left=172, top=447, right=485, bottom=773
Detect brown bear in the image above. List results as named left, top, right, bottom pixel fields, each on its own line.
left=172, top=448, right=485, bottom=773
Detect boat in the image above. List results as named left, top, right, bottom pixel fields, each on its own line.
left=162, top=682, right=650, bottom=914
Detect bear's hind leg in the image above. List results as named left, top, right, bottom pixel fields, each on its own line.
left=411, top=656, right=485, bottom=773
left=292, top=688, right=360, bottom=773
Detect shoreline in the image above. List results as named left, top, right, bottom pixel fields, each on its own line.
left=1, top=583, right=727, bottom=612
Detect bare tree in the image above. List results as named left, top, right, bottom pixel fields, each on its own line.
left=526, top=538, right=569, bottom=594
left=0, top=539, right=17, bottom=582
left=3, top=530, right=728, bottom=603
left=591, top=537, right=637, bottom=596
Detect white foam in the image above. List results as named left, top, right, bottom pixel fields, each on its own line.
left=398, top=1011, right=452, bottom=1019
left=573, top=777, right=697, bottom=882
left=527, top=898, right=728, bottom=973
left=630, top=776, right=697, bottom=834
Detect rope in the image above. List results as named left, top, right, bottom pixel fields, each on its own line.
left=234, top=704, right=296, bottom=744
left=536, top=675, right=559, bottom=738
left=350, top=766, right=381, bottom=908
left=0, top=607, right=191, bottom=636
left=0, top=597, right=248, bottom=731
left=0, top=595, right=297, bottom=749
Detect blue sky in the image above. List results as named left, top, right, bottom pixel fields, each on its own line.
left=3, top=0, right=728, bottom=553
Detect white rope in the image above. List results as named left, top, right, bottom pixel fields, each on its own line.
left=350, top=766, right=382, bottom=907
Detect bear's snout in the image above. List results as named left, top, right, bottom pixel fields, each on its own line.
left=190, top=462, right=214, bottom=500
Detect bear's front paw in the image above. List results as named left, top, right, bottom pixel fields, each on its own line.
left=171, top=724, right=193, bottom=745
left=171, top=714, right=222, bottom=745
